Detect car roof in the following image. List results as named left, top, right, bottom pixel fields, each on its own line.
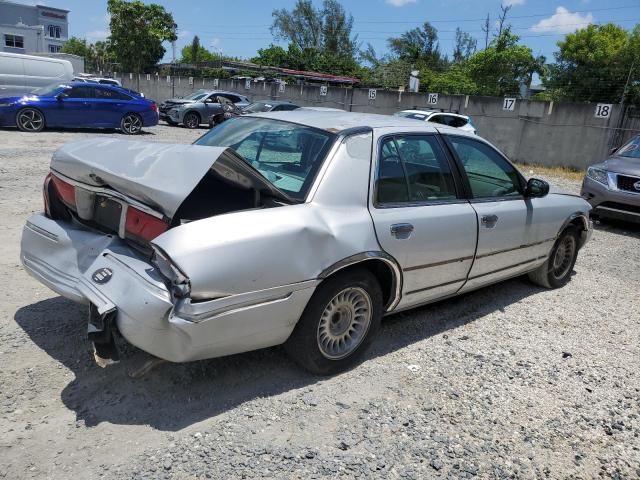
left=250, top=110, right=452, bottom=133
left=399, top=109, right=470, bottom=119
left=250, top=99, right=293, bottom=105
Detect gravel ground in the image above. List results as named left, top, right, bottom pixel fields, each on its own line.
left=0, top=125, right=639, bottom=480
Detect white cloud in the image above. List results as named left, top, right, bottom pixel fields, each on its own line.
left=209, top=38, right=221, bottom=49
left=385, top=0, right=417, bottom=7
left=177, top=29, right=192, bottom=40
left=85, top=30, right=109, bottom=42
left=502, top=0, right=525, bottom=6
left=531, top=6, right=593, bottom=33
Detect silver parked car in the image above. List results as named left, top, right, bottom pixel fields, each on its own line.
left=20, top=111, right=592, bottom=374
left=581, top=135, right=640, bottom=223
left=159, top=90, right=250, bottom=128
left=395, top=109, right=477, bottom=134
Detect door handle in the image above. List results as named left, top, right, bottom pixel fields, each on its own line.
left=390, top=223, right=414, bottom=238
left=481, top=215, right=499, bottom=227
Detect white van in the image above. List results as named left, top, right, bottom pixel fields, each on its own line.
left=0, top=52, right=73, bottom=97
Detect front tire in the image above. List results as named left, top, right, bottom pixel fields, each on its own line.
left=120, top=113, right=142, bottom=135
left=528, top=226, right=579, bottom=289
left=183, top=112, right=200, bottom=129
left=285, top=268, right=382, bottom=375
left=16, top=108, right=45, bottom=132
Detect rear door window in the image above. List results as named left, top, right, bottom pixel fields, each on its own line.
left=377, top=135, right=458, bottom=204
left=94, top=88, right=131, bottom=100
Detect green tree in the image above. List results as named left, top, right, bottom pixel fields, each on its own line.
left=190, top=35, right=201, bottom=63
left=453, top=28, right=477, bottom=63
left=107, top=0, right=177, bottom=73
left=179, top=40, right=217, bottom=63
left=543, top=23, right=640, bottom=103
left=61, top=37, right=115, bottom=73
left=388, top=22, right=445, bottom=70
left=423, top=64, right=478, bottom=95
left=465, top=29, right=544, bottom=96
left=270, top=0, right=358, bottom=63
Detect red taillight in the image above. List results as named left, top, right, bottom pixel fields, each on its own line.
left=150, top=103, right=158, bottom=113
left=51, top=174, right=76, bottom=208
left=125, top=206, right=168, bottom=243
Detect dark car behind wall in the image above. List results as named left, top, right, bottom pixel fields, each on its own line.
left=0, top=82, right=159, bottom=134
left=581, top=135, right=640, bottom=223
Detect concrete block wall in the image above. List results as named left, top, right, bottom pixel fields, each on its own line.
left=120, top=74, right=632, bottom=170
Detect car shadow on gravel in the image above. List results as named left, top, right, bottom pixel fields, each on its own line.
left=592, top=219, right=640, bottom=238
left=0, top=127, right=155, bottom=135
left=14, top=276, right=542, bottom=431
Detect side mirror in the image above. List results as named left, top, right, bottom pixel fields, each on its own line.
left=56, top=93, right=68, bottom=101
left=525, top=178, right=550, bottom=198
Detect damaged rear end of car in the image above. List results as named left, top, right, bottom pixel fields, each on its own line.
left=21, top=137, right=301, bottom=366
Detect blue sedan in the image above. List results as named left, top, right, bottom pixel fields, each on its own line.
left=0, top=82, right=159, bottom=134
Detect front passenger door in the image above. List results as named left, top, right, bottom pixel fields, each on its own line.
left=445, top=135, right=549, bottom=291
left=369, top=134, right=478, bottom=309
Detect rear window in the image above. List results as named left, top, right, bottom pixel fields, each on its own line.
left=194, top=117, right=335, bottom=200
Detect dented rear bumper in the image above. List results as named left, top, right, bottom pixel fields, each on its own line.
left=20, top=214, right=316, bottom=363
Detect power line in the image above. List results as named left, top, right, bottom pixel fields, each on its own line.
left=176, top=5, right=639, bottom=29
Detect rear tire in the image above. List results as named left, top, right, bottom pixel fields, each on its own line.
left=16, top=108, right=45, bottom=132
left=120, top=113, right=142, bottom=135
left=285, top=268, right=382, bottom=375
left=528, top=226, right=579, bottom=289
left=183, top=112, right=200, bottom=129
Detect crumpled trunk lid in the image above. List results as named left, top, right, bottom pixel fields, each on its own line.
left=51, top=138, right=291, bottom=221
left=51, top=138, right=230, bottom=219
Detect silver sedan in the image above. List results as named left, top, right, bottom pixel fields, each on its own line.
left=20, top=111, right=592, bottom=374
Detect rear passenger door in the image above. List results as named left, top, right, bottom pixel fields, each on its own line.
left=369, top=133, right=478, bottom=309
left=91, top=87, right=132, bottom=125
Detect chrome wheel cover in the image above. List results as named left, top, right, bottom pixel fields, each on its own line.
left=317, top=287, right=372, bottom=360
left=17, top=109, right=43, bottom=131
left=122, top=114, right=141, bottom=134
left=552, top=235, right=576, bottom=280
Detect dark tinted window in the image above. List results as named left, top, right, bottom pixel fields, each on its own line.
left=98, top=79, right=119, bottom=86
left=66, top=87, right=92, bottom=98
left=377, top=135, right=457, bottom=204
left=617, top=136, right=640, bottom=158
left=94, top=88, right=131, bottom=100
left=273, top=104, right=299, bottom=111
left=220, top=94, right=241, bottom=103
left=449, top=136, right=521, bottom=198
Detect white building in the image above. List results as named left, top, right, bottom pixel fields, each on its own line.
left=0, top=0, right=69, bottom=54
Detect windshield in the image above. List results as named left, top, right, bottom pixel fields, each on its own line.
left=30, top=83, right=67, bottom=96
left=243, top=102, right=274, bottom=113
left=194, top=117, right=336, bottom=200
left=617, top=136, right=640, bottom=159
left=183, top=91, right=209, bottom=101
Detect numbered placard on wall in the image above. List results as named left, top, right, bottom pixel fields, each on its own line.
left=245, top=79, right=251, bottom=90
left=594, top=104, right=612, bottom=119
left=279, top=82, right=286, bottom=93
left=368, top=89, right=377, bottom=100
left=427, top=93, right=438, bottom=105
left=213, top=78, right=219, bottom=88
left=146, top=74, right=151, bottom=81
left=320, top=85, right=328, bottom=96
left=188, top=77, right=194, bottom=86
left=503, top=98, right=516, bottom=111
left=166, top=75, right=171, bottom=83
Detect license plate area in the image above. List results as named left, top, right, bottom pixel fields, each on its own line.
left=94, top=195, right=123, bottom=233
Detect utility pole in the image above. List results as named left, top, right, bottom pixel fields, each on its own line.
left=620, top=61, right=635, bottom=104
left=171, top=23, right=177, bottom=63
left=481, top=13, right=490, bottom=49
